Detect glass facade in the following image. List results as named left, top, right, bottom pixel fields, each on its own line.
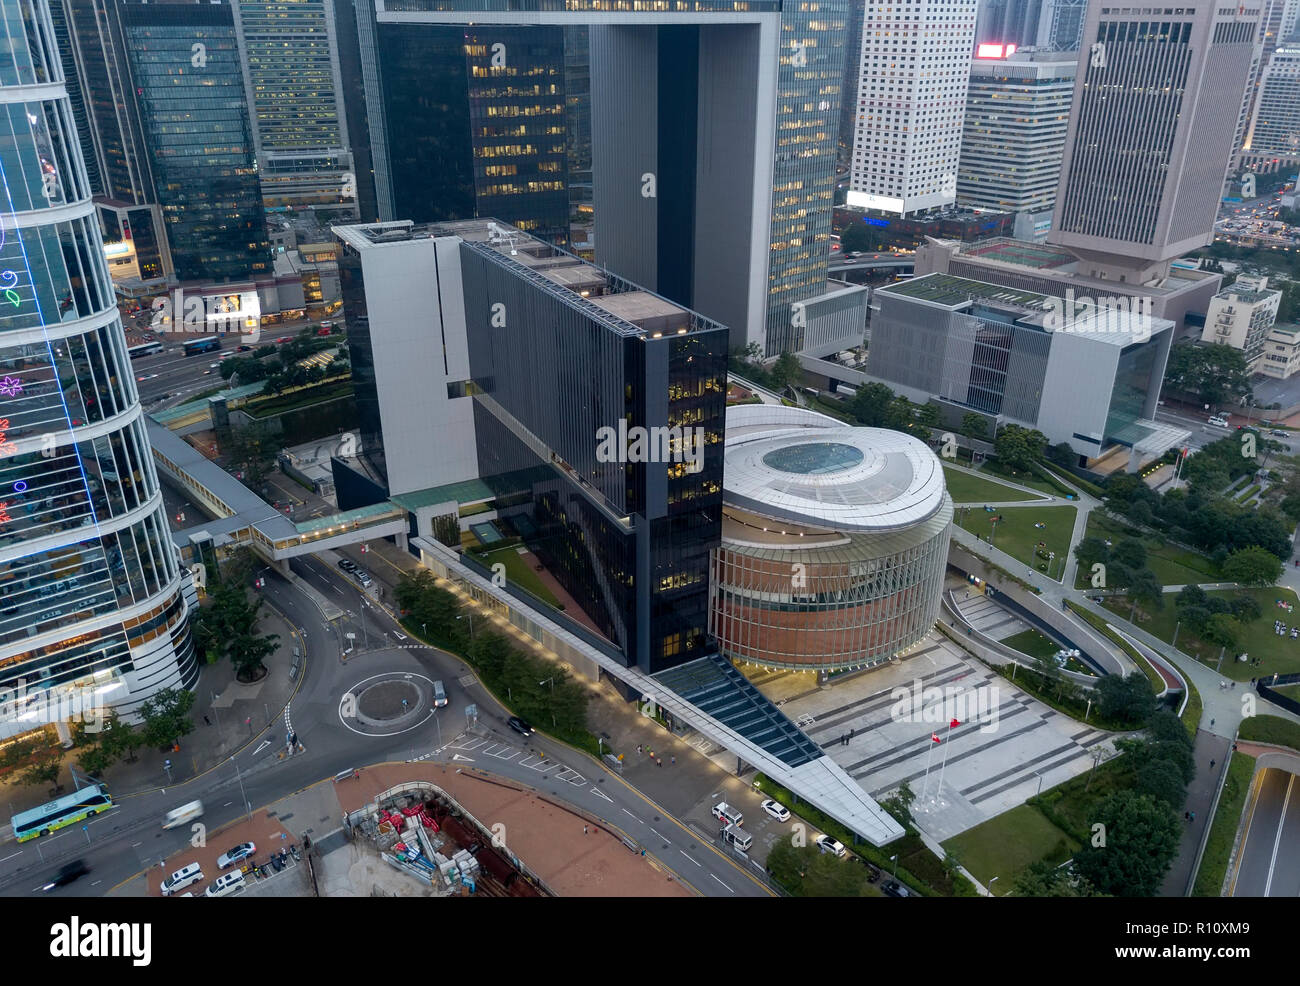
left=1104, top=339, right=1159, bottom=446
left=121, top=1, right=271, bottom=283
left=0, top=0, right=196, bottom=739
left=458, top=241, right=726, bottom=672
left=764, top=0, right=848, bottom=355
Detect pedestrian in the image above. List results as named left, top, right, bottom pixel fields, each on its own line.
left=658, top=757, right=663, bottom=767
left=1184, top=811, right=1190, bottom=821
left=1211, top=718, right=1216, bottom=727
left=637, top=744, right=642, bottom=755
left=1231, top=682, right=1236, bottom=690
left=1233, top=742, right=1239, bottom=752
left=583, top=825, right=588, bottom=835
left=1190, top=811, right=1195, bottom=822
left=670, top=756, right=675, bottom=765
left=1210, top=759, right=1215, bottom=769
left=203, top=715, right=211, bottom=726
left=849, top=728, right=855, bottom=740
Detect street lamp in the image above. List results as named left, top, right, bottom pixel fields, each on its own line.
left=539, top=676, right=555, bottom=692
left=989, top=876, right=999, bottom=897
left=890, top=854, right=899, bottom=879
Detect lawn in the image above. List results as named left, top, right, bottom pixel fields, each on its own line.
left=1072, top=512, right=1221, bottom=590
left=942, top=465, right=1044, bottom=504
left=978, top=458, right=1063, bottom=496
left=956, top=504, right=1077, bottom=582
left=1102, top=586, right=1300, bottom=681
left=1192, top=752, right=1256, bottom=897
left=471, top=545, right=561, bottom=608
left=1001, top=627, right=1061, bottom=661
left=1238, top=714, right=1300, bottom=750
left=942, top=804, right=1078, bottom=892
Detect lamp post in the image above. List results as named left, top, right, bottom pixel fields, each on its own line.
left=989, top=876, right=999, bottom=897
left=890, top=854, right=899, bottom=879
left=540, top=677, right=555, bottom=692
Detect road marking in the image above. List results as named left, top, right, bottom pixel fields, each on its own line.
left=0, top=851, right=20, bottom=864
left=330, top=583, right=344, bottom=595
left=589, top=785, right=612, bottom=803
left=679, top=851, right=700, bottom=866
left=622, top=808, right=640, bottom=822
left=131, top=842, right=142, bottom=848
left=650, top=828, right=671, bottom=844
left=253, top=740, right=271, bottom=755
left=710, top=874, right=733, bottom=892
left=451, top=754, right=475, bottom=762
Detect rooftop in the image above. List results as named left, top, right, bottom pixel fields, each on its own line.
left=960, top=237, right=1075, bottom=269
left=879, top=272, right=1050, bottom=309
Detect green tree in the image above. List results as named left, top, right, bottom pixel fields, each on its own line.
left=1112, top=538, right=1147, bottom=571
left=1072, top=790, right=1180, bottom=896
left=223, top=421, right=278, bottom=490
left=18, top=749, right=63, bottom=795
left=1202, top=612, right=1242, bottom=650
left=1221, top=546, right=1283, bottom=587
left=1046, top=442, right=1077, bottom=468
left=961, top=412, right=989, bottom=441
left=1136, top=759, right=1187, bottom=810
left=1127, top=567, right=1164, bottom=615
left=1095, top=672, right=1155, bottom=726
left=139, top=688, right=196, bottom=750
left=1012, top=859, right=1104, bottom=897
left=840, top=221, right=886, bottom=254
left=915, top=402, right=941, bottom=428
left=229, top=631, right=279, bottom=678
left=99, top=712, right=143, bottom=763
left=766, top=841, right=874, bottom=897
left=849, top=382, right=898, bottom=427
left=1074, top=537, right=1110, bottom=574
left=994, top=423, right=1048, bottom=471
left=880, top=780, right=916, bottom=827
left=1147, top=708, right=1193, bottom=748
left=770, top=352, right=802, bottom=392
left=1163, top=341, right=1253, bottom=407
left=76, top=742, right=117, bottom=781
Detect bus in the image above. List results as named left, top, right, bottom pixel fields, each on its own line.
left=11, top=783, right=114, bottom=842
left=127, top=340, right=163, bottom=359
left=183, top=337, right=221, bottom=356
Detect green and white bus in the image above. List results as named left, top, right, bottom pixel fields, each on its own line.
left=10, top=784, right=114, bottom=842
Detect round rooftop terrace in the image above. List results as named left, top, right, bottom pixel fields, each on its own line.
left=723, top=403, right=948, bottom=532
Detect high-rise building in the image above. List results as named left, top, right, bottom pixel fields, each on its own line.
left=1244, top=44, right=1300, bottom=166
left=230, top=0, right=356, bottom=217
left=838, top=0, right=865, bottom=165
left=0, top=0, right=197, bottom=743
left=846, top=0, right=979, bottom=217
left=957, top=49, right=1076, bottom=237
left=360, top=1, right=858, bottom=358
left=564, top=25, right=592, bottom=243
left=1200, top=275, right=1283, bottom=368
left=119, top=0, right=272, bottom=284
left=1043, top=0, right=1087, bottom=51
left=1233, top=0, right=1300, bottom=168
left=1049, top=3, right=1261, bottom=282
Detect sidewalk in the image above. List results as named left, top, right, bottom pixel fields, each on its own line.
left=0, top=605, right=303, bottom=811
left=1160, top=729, right=1232, bottom=896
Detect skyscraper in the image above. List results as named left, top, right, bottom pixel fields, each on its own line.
left=958, top=49, right=1076, bottom=234
left=1049, top=3, right=1261, bottom=282
left=1233, top=0, right=1300, bottom=168
left=846, top=0, right=979, bottom=217
left=231, top=0, right=356, bottom=217
left=0, top=0, right=197, bottom=743
left=119, top=0, right=272, bottom=283
left=1245, top=43, right=1300, bottom=166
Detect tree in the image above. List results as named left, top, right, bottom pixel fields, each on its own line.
left=1095, top=672, right=1155, bottom=725
left=880, top=780, right=916, bottom=827
left=1072, top=790, right=1181, bottom=896
left=840, top=220, right=887, bottom=254
left=1127, top=567, right=1164, bottom=615
left=1046, top=441, right=1077, bottom=468
left=961, top=412, right=989, bottom=441
left=1175, top=583, right=1208, bottom=610
left=139, top=688, right=196, bottom=750
left=1074, top=537, right=1110, bottom=574
left=1221, top=546, right=1283, bottom=587
left=849, top=382, right=898, bottom=427
left=994, top=424, right=1048, bottom=471
left=76, top=742, right=117, bottom=780
left=1147, top=708, right=1193, bottom=749
left=18, top=749, right=63, bottom=795
left=100, top=712, right=143, bottom=763
left=1202, top=612, right=1242, bottom=650
left=1012, top=859, right=1104, bottom=897
left=766, top=841, right=874, bottom=897
left=1136, top=759, right=1187, bottom=810
left=223, top=421, right=278, bottom=490
left=1163, top=341, right=1253, bottom=407
left=915, top=402, right=941, bottom=429
left=770, top=352, right=802, bottom=392
left=1112, top=538, right=1147, bottom=571
left=229, top=631, right=279, bottom=678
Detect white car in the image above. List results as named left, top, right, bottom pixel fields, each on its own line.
left=217, top=842, right=256, bottom=869
left=816, top=834, right=846, bottom=857
left=761, top=799, right=791, bottom=822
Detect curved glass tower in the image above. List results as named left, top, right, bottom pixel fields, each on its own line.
left=0, top=0, right=197, bottom=744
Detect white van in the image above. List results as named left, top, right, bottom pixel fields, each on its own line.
left=204, top=870, right=246, bottom=897
left=161, top=862, right=204, bottom=896
left=711, top=802, right=744, bottom=827
left=722, top=824, right=752, bottom=852
left=1208, top=416, right=1230, bottom=428
left=162, top=800, right=204, bottom=830
left=433, top=680, right=447, bottom=708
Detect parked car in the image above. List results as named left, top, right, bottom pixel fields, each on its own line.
left=217, top=842, right=256, bottom=869
left=337, top=558, right=357, bottom=573
left=881, top=880, right=915, bottom=897
left=761, top=799, right=790, bottom=822
left=356, top=571, right=372, bottom=588
left=815, top=834, right=846, bottom=857
left=507, top=716, right=533, bottom=737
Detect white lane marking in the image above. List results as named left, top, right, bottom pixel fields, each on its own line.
left=0, top=851, right=21, bottom=864
left=622, top=808, right=640, bottom=822
left=588, top=785, right=612, bottom=803
left=1264, top=773, right=1295, bottom=897
left=710, top=874, right=733, bottom=892
left=330, top=583, right=344, bottom=595
left=650, top=828, right=671, bottom=844
left=679, top=851, right=701, bottom=866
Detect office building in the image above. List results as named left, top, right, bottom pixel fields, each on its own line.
left=1050, top=3, right=1261, bottom=283
left=868, top=273, right=1177, bottom=469
left=839, top=0, right=865, bottom=165
left=957, top=49, right=1076, bottom=239
left=1244, top=44, right=1300, bottom=166
left=711, top=404, right=952, bottom=672
left=231, top=0, right=357, bottom=217
left=1199, top=275, right=1283, bottom=368
left=1043, top=0, right=1087, bottom=51
left=0, top=0, right=197, bottom=743
left=847, top=0, right=979, bottom=218
left=1260, top=323, right=1300, bottom=378
left=119, top=0, right=273, bottom=283
left=564, top=25, right=593, bottom=246
left=362, top=1, right=856, bottom=357
left=1235, top=0, right=1300, bottom=168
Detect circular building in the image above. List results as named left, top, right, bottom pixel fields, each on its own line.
left=710, top=404, right=952, bottom=672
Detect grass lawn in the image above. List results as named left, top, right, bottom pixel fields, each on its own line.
left=957, top=504, right=1077, bottom=582
left=1073, top=513, right=1221, bottom=590
left=943, top=804, right=1079, bottom=891
left=978, top=458, right=1063, bottom=496
left=1001, top=627, right=1061, bottom=661
left=942, top=465, right=1044, bottom=504
left=1238, top=714, right=1300, bottom=750
left=471, top=545, right=561, bottom=608
left=1035, top=755, right=1137, bottom=845
left=1193, top=752, right=1256, bottom=897
left=1103, top=586, right=1300, bottom=681
left=245, top=379, right=353, bottom=417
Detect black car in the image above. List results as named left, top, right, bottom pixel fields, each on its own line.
left=507, top=716, right=533, bottom=737
left=881, top=880, right=914, bottom=898
left=337, top=558, right=357, bottom=573
left=42, top=860, right=89, bottom=891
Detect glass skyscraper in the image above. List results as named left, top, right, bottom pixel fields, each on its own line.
left=119, top=0, right=271, bottom=284
left=0, top=0, right=197, bottom=745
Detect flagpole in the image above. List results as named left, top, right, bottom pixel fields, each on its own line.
left=935, top=719, right=959, bottom=803
left=919, top=732, right=939, bottom=799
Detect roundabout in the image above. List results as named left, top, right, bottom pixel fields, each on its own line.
left=339, top=671, right=440, bottom=737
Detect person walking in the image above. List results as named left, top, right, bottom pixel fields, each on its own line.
left=1210, top=759, right=1216, bottom=769
left=636, top=744, right=642, bottom=755
left=583, top=825, right=588, bottom=835
left=1190, top=811, right=1195, bottom=822
left=670, top=756, right=675, bottom=765
left=1211, top=718, right=1216, bottom=727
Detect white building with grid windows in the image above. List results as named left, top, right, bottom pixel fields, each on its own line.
left=846, top=0, right=978, bottom=216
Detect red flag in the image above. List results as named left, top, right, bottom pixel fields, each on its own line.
left=931, top=733, right=941, bottom=743
left=950, top=718, right=961, bottom=728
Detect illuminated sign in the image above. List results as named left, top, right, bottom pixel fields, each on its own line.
left=0, top=377, right=22, bottom=397
left=863, top=217, right=891, bottom=228
left=975, top=42, right=1017, bottom=58
left=102, top=241, right=132, bottom=258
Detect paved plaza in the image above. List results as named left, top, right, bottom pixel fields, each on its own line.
left=750, top=632, right=1119, bottom=841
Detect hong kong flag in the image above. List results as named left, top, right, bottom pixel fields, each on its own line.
left=950, top=718, right=961, bottom=728
left=931, top=733, right=941, bottom=743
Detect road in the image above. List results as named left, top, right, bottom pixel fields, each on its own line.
left=1231, top=766, right=1300, bottom=897
left=0, top=554, right=767, bottom=898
